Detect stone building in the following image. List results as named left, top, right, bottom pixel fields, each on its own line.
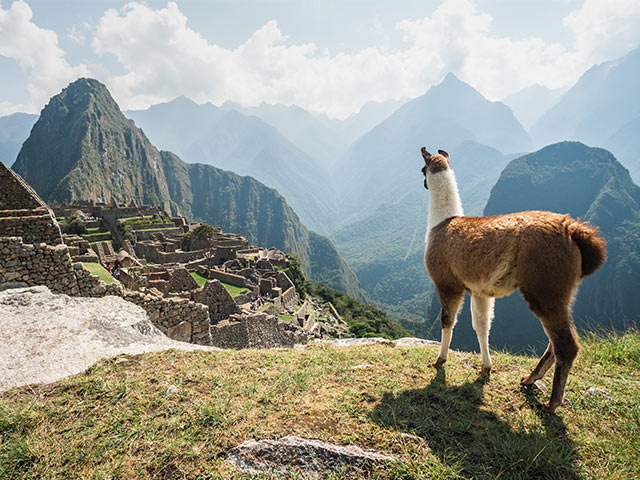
left=195, top=279, right=242, bottom=324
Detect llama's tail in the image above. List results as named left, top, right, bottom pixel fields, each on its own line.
left=568, top=220, right=607, bottom=277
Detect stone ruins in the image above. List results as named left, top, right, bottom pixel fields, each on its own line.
left=0, top=161, right=349, bottom=349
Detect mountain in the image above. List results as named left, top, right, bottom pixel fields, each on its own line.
left=604, top=116, right=640, bottom=183
left=330, top=74, right=530, bottom=324
left=530, top=47, right=640, bottom=167
left=0, top=112, right=38, bottom=166
left=502, top=84, right=567, bottom=129
left=12, top=78, right=364, bottom=299
left=427, top=142, right=640, bottom=352
left=314, top=99, right=408, bottom=148
left=127, top=98, right=338, bottom=234
left=220, top=101, right=348, bottom=167
left=332, top=141, right=516, bottom=327
left=335, top=73, right=531, bottom=222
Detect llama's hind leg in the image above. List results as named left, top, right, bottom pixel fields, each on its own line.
left=433, top=287, right=464, bottom=368
left=471, top=295, right=494, bottom=375
left=521, top=342, right=555, bottom=385
left=546, top=324, right=580, bottom=412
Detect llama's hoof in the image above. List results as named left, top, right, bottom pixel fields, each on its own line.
left=521, top=374, right=535, bottom=385
left=543, top=400, right=559, bottom=414
left=432, top=357, right=446, bottom=368
left=481, top=366, right=491, bottom=376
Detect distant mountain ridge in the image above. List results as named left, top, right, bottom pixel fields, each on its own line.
left=530, top=47, right=640, bottom=181
left=0, top=112, right=38, bottom=167
left=12, top=78, right=364, bottom=299
left=126, top=98, right=339, bottom=234
left=427, top=142, right=640, bottom=352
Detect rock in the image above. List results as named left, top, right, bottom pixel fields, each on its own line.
left=166, top=385, right=179, bottom=395
left=585, top=386, right=610, bottom=397
left=167, top=321, right=192, bottom=343
left=226, top=436, right=398, bottom=478
left=534, top=380, right=547, bottom=394
left=351, top=363, right=374, bottom=370
left=393, top=337, right=439, bottom=347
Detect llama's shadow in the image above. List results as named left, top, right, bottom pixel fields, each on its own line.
left=370, top=369, right=580, bottom=479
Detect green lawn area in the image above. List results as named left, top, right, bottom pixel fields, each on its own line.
left=190, top=271, right=207, bottom=287
left=1, top=332, right=638, bottom=479
left=85, top=226, right=106, bottom=233
left=89, top=240, right=112, bottom=245
left=189, top=272, right=248, bottom=297
left=81, top=231, right=111, bottom=238
left=277, top=314, right=293, bottom=322
left=81, top=262, right=116, bottom=285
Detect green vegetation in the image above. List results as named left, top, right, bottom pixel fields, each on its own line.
left=309, top=283, right=412, bottom=340
left=120, top=214, right=167, bottom=226
left=189, top=271, right=207, bottom=287
left=80, top=262, right=115, bottom=285
left=222, top=283, right=248, bottom=298
left=188, top=272, right=247, bottom=297
left=1, top=331, right=638, bottom=479
left=277, top=314, right=293, bottom=322
left=59, top=211, right=86, bottom=235
left=184, top=224, right=220, bottom=241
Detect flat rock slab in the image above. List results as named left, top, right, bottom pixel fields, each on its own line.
left=227, top=436, right=398, bottom=478
left=315, top=337, right=439, bottom=348
left=0, top=286, right=218, bottom=392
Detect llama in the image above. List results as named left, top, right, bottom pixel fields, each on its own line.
left=420, top=147, right=606, bottom=412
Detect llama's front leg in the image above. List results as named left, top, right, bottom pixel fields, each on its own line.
left=471, top=295, right=494, bottom=375
left=433, top=289, right=464, bottom=368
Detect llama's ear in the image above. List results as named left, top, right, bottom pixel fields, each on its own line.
left=421, top=147, right=432, bottom=163
left=438, top=149, right=449, bottom=158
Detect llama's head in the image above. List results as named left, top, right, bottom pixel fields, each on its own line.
left=420, top=147, right=450, bottom=189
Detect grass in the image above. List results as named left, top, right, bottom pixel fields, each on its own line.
left=0, top=332, right=638, bottom=479
left=278, top=314, right=293, bottom=322
left=258, top=301, right=274, bottom=312
left=80, top=262, right=116, bottom=285
left=80, top=231, right=112, bottom=238
left=189, top=272, right=249, bottom=297
left=88, top=240, right=111, bottom=246
left=190, top=271, right=207, bottom=287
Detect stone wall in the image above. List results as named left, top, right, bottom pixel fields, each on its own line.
left=0, top=210, right=63, bottom=246
left=207, top=268, right=253, bottom=289
left=121, top=291, right=211, bottom=345
left=165, top=267, right=199, bottom=294
left=281, top=286, right=299, bottom=311
left=210, top=312, right=307, bottom=349
left=0, top=236, right=120, bottom=297
left=134, top=242, right=205, bottom=264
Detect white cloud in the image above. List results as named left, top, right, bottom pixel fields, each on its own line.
left=564, top=0, right=640, bottom=64
left=0, top=0, right=89, bottom=114
left=2, top=0, right=640, bottom=118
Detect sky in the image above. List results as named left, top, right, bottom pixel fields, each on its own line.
left=1, top=0, right=640, bottom=118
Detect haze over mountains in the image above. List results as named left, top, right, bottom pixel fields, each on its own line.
left=3, top=43, right=640, bottom=350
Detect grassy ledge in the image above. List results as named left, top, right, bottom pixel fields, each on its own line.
left=0, top=332, right=638, bottom=479
left=80, top=262, right=116, bottom=285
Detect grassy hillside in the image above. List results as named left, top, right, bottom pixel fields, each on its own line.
left=1, top=331, right=638, bottom=479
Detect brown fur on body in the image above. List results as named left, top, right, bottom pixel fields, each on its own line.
left=426, top=211, right=606, bottom=303
left=421, top=147, right=607, bottom=413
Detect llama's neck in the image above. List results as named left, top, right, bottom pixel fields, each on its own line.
left=427, top=168, right=464, bottom=234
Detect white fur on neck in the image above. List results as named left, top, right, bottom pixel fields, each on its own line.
left=426, top=168, right=464, bottom=237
